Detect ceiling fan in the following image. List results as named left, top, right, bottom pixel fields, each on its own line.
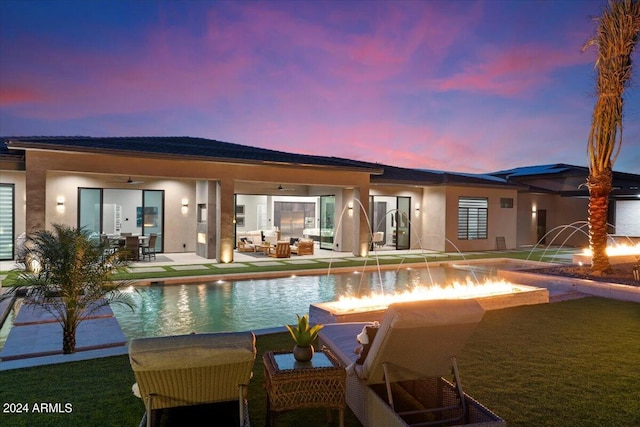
left=108, top=176, right=144, bottom=185
left=266, top=184, right=296, bottom=192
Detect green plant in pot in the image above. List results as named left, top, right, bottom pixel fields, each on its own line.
left=285, top=313, right=324, bottom=362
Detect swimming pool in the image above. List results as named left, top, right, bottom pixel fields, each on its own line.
left=112, top=265, right=496, bottom=341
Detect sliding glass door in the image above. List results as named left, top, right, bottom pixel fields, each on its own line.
left=79, top=188, right=102, bottom=235
left=319, top=195, right=335, bottom=250
left=396, top=196, right=411, bottom=250
left=78, top=188, right=164, bottom=252
left=368, top=195, right=411, bottom=250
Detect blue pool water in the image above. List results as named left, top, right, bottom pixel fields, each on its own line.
left=112, top=265, right=495, bottom=340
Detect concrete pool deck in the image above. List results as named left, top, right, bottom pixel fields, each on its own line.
left=3, top=246, right=635, bottom=371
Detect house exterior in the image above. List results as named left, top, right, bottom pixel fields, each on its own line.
left=1, top=136, right=638, bottom=262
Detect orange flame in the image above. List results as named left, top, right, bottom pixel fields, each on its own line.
left=581, top=243, right=640, bottom=257
left=330, top=278, right=520, bottom=313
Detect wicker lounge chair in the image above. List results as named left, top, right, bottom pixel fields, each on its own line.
left=318, top=299, right=505, bottom=427
left=129, top=331, right=256, bottom=427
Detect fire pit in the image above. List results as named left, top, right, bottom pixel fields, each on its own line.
left=573, top=243, right=640, bottom=265
left=309, top=279, right=548, bottom=325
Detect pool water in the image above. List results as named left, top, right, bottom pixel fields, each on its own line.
left=112, top=265, right=494, bottom=341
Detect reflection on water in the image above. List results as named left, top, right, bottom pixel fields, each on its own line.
left=113, top=266, right=492, bottom=341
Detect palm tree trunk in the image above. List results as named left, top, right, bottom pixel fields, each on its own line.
left=63, top=322, right=77, bottom=354
left=587, top=169, right=612, bottom=275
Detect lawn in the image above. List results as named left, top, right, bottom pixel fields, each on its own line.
left=1, top=297, right=638, bottom=426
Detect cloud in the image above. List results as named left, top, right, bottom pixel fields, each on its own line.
left=432, top=41, right=594, bottom=97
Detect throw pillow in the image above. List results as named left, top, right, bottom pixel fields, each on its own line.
left=355, top=322, right=379, bottom=365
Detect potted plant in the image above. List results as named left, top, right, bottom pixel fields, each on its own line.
left=285, top=313, right=323, bottom=362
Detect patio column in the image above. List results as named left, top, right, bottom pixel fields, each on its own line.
left=195, top=178, right=234, bottom=262
left=352, top=186, right=370, bottom=257
left=218, top=177, right=235, bottom=263
left=25, top=152, right=47, bottom=233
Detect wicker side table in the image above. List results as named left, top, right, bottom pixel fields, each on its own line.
left=263, top=349, right=346, bottom=427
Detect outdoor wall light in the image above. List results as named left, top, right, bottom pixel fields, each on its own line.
left=348, top=202, right=354, bottom=217
left=56, top=196, right=65, bottom=213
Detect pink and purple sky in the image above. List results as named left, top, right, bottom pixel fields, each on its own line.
left=1, top=0, right=638, bottom=174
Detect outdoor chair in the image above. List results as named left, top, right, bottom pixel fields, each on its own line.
left=100, top=234, right=119, bottom=255
left=141, top=234, right=158, bottom=261
left=319, top=299, right=504, bottom=427
left=125, top=235, right=141, bottom=261
left=290, top=238, right=314, bottom=255
left=372, top=232, right=384, bottom=248
left=129, top=331, right=256, bottom=427
left=268, top=241, right=291, bottom=258
left=237, top=237, right=257, bottom=252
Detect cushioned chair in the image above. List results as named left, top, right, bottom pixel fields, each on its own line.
left=237, top=238, right=257, bottom=252
left=319, top=299, right=504, bottom=427
left=372, top=232, right=385, bottom=248
left=268, top=241, right=291, bottom=258
left=291, top=238, right=314, bottom=255
left=129, top=331, right=256, bottom=427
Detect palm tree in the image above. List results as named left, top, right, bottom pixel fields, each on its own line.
left=583, top=0, right=640, bottom=275
left=9, top=224, right=135, bottom=354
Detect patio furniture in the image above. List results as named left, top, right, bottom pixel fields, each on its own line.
left=268, top=241, right=291, bottom=258
left=100, top=234, right=119, bottom=254
left=141, top=234, right=158, bottom=261
left=129, top=331, right=256, bottom=427
left=237, top=237, right=257, bottom=252
left=290, top=238, right=314, bottom=255
left=125, top=235, right=141, bottom=261
left=263, top=349, right=346, bottom=427
left=372, top=231, right=384, bottom=248
left=318, top=299, right=505, bottom=427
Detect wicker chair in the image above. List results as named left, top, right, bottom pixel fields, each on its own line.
left=141, top=234, right=158, bottom=261
left=125, top=235, right=141, bottom=261
left=319, top=299, right=505, bottom=427
left=129, top=331, right=256, bottom=427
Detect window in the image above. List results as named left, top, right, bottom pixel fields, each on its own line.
left=500, top=198, right=513, bottom=208
left=458, top=197, right=488, bottom=240
left=0, top=184, right=15, bottom=260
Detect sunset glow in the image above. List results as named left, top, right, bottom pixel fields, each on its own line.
left=1, top=0, right=638, bottom=173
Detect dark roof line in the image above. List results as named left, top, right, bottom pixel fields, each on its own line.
left=4, top=136, right=384, bottom=172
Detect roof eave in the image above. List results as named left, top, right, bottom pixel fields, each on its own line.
left=6, top=140, right=383, bottom=174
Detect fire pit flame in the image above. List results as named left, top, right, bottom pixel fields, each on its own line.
left=581, top=243, right=640, bottom=257
left=331, top=278, right=520, bottom=313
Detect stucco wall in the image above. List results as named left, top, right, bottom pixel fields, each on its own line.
left=45, top=171, right=196, bottom=253
left=422, top=187, right=446, bottom=251
left=444, top=186, right=518, bottom=252
left=516, top=193, right=589, bottom=248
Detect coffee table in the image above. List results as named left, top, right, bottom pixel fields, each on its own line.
left=259, top=243, right=272, bottom=255
left=263, top=349, right=346, bottom=427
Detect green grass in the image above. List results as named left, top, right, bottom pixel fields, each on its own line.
left=1, top=297, right=638, bottom=426
left=0, top=249, right=570, bottom=286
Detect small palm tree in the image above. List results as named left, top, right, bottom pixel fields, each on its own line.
left=9, top=224, right=135, bottom=354
left=583, top=0, right=640, bottom=274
